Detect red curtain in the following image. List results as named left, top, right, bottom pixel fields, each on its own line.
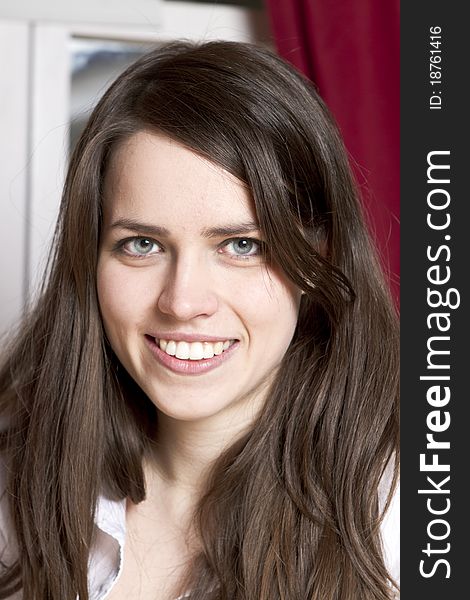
left=266, top=0, right=400, bottom=302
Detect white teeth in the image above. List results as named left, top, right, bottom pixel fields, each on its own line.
left=175, top=341, right=190, bottom=359
left=202, top=342, right=215, bottom=359
left=189, top=342, right=204, bottom=360
left=157, top=338, right=234, bottom=360
left=213, top=342, right=224, bottom=355
left=165, top=340, right=176, bottom=356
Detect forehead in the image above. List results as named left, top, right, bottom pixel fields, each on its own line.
left=103, top=131, right=257, bottom=230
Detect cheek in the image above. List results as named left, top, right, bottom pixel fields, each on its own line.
left=96, top=262, right=151, bottom=335
left=239, top=270, right=300, bottom=347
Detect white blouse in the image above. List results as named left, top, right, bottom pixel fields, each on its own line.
left=0, top=458, right=399, bottom=599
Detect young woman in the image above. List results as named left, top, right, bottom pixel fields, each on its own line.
left=0, top=41, right=399, bottom=599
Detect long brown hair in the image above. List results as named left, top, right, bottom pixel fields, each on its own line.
left=0, top=41, right=399, bottom=599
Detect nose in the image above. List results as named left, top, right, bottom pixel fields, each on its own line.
left=157, top=253, right=219, bottom=321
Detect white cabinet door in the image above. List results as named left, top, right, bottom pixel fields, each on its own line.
left=0, top=20, right=29, bottom=335
left=28, top=24, right=70, bottom=298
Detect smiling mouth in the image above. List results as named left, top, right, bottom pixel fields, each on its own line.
left=151, top=337, right=236, bottom=361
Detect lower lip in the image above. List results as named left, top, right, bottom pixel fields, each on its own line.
left=144, top=336, right=239, bottom=375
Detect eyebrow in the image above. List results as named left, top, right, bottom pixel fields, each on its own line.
left=110, top=219, right=169, bottom=237
left=109, top=218, right=261, bottom=238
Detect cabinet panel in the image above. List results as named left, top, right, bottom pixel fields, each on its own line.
left=0, top=21, right=29, bottom=335
left=28, top=25, right=70, bottom=296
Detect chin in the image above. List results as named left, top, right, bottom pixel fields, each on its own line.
left=146, top=389, right=235, bottom=423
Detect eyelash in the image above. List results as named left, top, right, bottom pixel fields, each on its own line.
left=113, top=236, right=265, bottom=260
left=219, top=238, right=264, bottom=259
left=114, top=237, right=162, bottom=257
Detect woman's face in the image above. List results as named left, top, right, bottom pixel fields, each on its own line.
left=97, top=131, right=301, bottom=425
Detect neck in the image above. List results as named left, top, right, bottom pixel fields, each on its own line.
left=138, top=411, right=253, bottom=532
left=140, top=374, right=275, bottom=522
left=150, top=411, right=253, bottom=492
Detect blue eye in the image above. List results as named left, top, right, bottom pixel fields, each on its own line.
left=121, top=237, right=160, bottom=256
left=223, top=238, right=261, bottom=257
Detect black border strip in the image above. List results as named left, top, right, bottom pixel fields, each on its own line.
left=401, top=3, right=467, bottom=597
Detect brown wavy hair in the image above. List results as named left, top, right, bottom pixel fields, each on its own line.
left=0, top=41, right=399, bottom=599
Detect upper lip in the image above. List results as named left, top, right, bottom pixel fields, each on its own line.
left=148, top=333, right=238, bottom=343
